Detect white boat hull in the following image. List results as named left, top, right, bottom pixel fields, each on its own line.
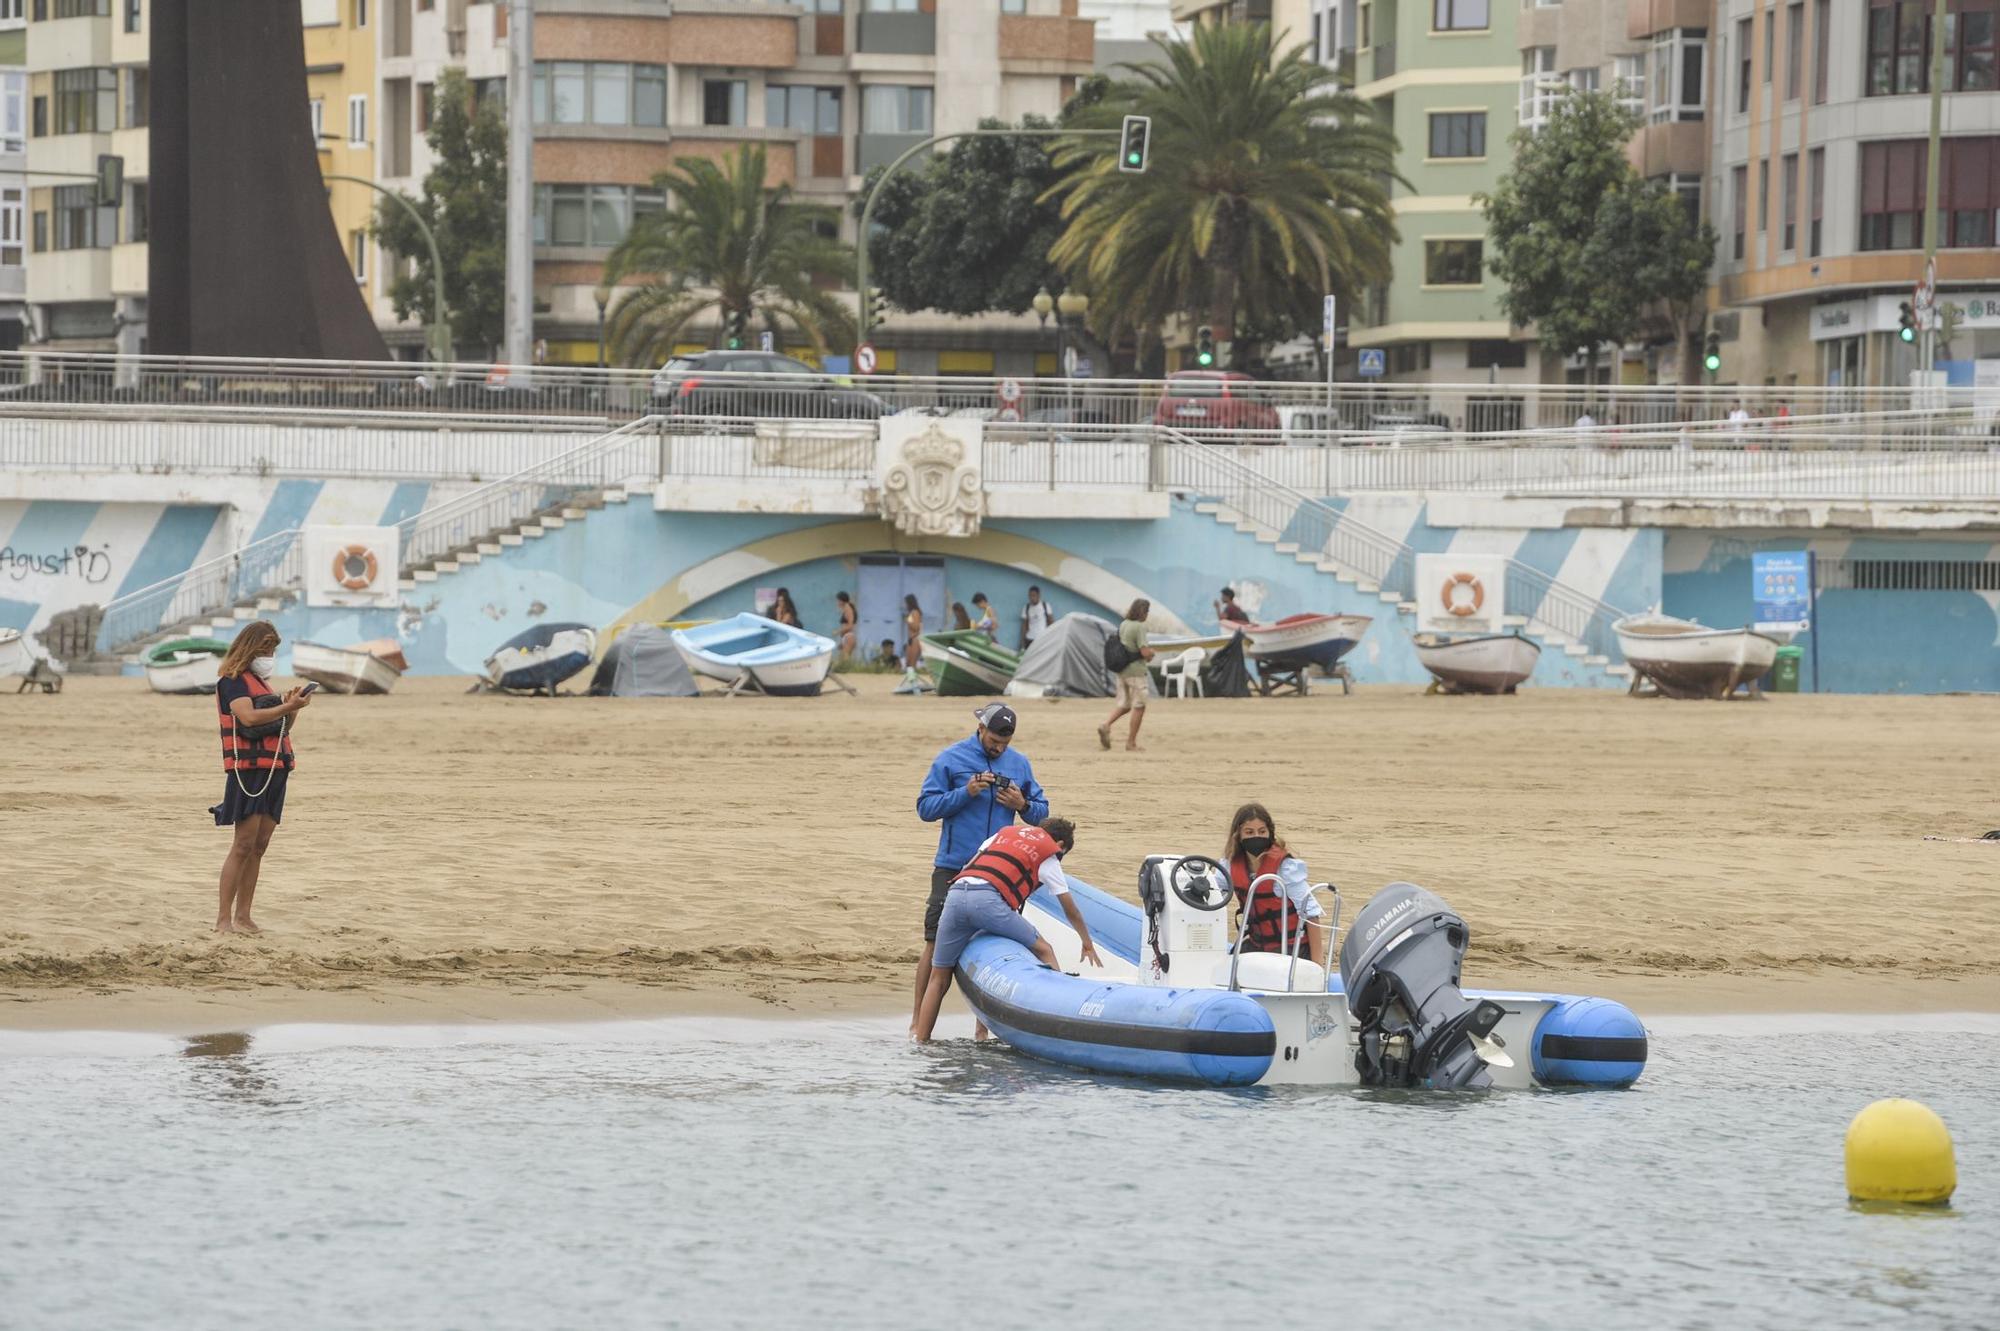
left=145, top=657, right=221, bottom=695
left=1413, top=632, right=1541, bottom=694
left=1244, top=614, right=1372, bottom=669
left=1615, top=614, right=1780, bottom=699
left=293, top=641, right=405, bottom=695
left=0, top=629, right=27, bottom=677
left=741, top=645, right=835, bottom=695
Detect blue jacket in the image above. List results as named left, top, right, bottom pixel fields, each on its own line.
left=916, top=733, right=1050, bottom=869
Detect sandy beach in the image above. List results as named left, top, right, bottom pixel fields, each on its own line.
left=4, top=673, right=1998, bottom=1031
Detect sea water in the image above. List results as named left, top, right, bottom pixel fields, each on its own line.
left=2, top=1013, right=1995, bottom=1331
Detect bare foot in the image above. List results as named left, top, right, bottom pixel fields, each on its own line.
left=213, top=920, right=234, bottom=934
left=1125, top=743, right=1145, bottom=752
left=1096, top=724, right=1111, bottom=750
left=974, top=1022, right=993, bottom=1042
left=233, top=917, right=262, bottom=936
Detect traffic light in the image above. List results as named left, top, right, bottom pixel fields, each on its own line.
left=863, top=286, right=886, bottom=332
left=1194, top=325, right=1215, bottom=368
left=1702, top=329, right=1721, bottom=375
left=1118, top=114, right=1152, bottom=174
left=1897, top=301, right=1918, bottom=344
left=725, top=309, right=748, bottom=350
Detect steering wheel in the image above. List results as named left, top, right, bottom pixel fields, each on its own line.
left=1166, top=855, right=1232, bottom=912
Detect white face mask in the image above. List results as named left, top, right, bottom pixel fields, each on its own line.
left=251, top=655, right=277, bottom=680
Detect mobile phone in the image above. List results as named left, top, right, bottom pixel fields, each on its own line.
left=299, top=681, right=321, bottom=695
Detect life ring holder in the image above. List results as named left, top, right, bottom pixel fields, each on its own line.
left=333, top=544, right=379, bottom=592
left=1441, top=572, right=1484, bottom=618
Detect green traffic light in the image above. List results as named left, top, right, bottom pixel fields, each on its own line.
left=1196, top=352, right=1214, bottom=367
left=1899, top=326, right=1915, bottom=344
left=1704, top=353, right=1721, bottom=372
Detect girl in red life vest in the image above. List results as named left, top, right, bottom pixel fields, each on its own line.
left=209, top=621, right=313, bottom=935
left=1223, top=802, right=1324, bottom=963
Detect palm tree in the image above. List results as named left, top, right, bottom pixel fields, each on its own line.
left=1046, top=23, right=1401, bottom=365
left=603, top=144, right=857, bottom=366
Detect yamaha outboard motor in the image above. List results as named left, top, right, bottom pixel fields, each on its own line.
left=1338, top=882, right=1509, bottom=1090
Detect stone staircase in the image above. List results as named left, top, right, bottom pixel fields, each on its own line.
left=1191, top=496, right=1635, bottom=686
left=394, top=485, right=639, bottom=590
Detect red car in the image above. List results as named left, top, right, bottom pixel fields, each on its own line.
left=1152, top=371, right=1281, bottom=436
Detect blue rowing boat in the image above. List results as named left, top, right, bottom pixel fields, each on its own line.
left=669, top=613, right=836, bottom=696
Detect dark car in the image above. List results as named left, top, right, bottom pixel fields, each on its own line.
left=650, top=350, right=888, bottom=419
left=1151, top=370, right=1281, bottom=436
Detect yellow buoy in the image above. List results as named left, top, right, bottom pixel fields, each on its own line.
left=1845, top=1098, right=1957, bottom=1205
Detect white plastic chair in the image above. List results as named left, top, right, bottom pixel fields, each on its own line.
left=1161, top=646, right=1207, bottom=698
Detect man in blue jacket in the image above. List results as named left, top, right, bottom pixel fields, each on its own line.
left=912, top=702, right=1048, bottom=1032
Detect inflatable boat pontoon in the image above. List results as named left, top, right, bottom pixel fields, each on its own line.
left=952, top=856, right=1646, bottom=1092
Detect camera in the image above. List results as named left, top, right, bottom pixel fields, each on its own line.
left=985, top=772, right=1014, bottom=794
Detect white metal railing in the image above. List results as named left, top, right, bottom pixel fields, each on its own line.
left=96, top=528, right=307, bottom=656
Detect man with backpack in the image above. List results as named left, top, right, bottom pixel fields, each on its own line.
left=1097, top=598, right=1155, bottom=752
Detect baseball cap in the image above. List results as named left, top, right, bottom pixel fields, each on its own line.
left=973, top=703, right=1017, bottom=736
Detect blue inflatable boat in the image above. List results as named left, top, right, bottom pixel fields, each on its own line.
left=951, top=866, right=1647, bottom=1092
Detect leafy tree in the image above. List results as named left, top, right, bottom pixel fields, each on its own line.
left=603, top=143, right=856, bottom=367
left=1480, top=90, right=1715, bottom=384
left=373, top=68, right=507, bottom=358
left=1045, top=23, right=1400, bottom=367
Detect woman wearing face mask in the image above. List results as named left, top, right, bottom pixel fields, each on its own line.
left=209, top=620, right=312, bottom=935
left=1223, top=802, right=1323, bottom=964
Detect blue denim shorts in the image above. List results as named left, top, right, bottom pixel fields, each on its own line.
left=930, top=881, right=1041, bottom=969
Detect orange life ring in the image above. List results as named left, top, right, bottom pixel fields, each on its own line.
left=1441, top=571, right=1484, bottom=617
left=333, top=544, right=379, bottom=592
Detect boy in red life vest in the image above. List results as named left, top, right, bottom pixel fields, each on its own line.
left=1224, top=802, right=1324, bottom=963
left=912, top=817, right=1102, bottom=1042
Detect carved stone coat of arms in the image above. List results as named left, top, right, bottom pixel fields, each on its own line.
left=878, top=421, right=984, bottom=538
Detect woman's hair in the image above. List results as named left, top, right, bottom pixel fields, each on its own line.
left=1222, top=801, right=1286, bottom=864
left=1125, top=598, right=1151, bottom=622
left=217, top=620, right=281, bottom=679
left=904, top=594, right=920, bottom=613
left=774, top=587, right=794, bottom=609
left=952, top=602, right=971, bottom=629
left=836, top=591, right=851, bottom=604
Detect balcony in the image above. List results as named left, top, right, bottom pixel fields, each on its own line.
left=857, top=11, right=934, bottom=56
left=1370, top=41, right=1395, bottom=82
left=26, top=247, right=112, bottom=306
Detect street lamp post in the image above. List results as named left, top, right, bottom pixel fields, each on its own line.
left=1057, top=288, right=1088, bottom=416
left=325, top=173, right=451, bottom=366
left=594, top=283, right=612, bottom=370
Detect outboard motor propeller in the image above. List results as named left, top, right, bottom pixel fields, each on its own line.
left=1338, top=882, right=1510, bottom=1091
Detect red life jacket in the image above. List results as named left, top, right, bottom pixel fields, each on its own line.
left=1231, top=848, right=1306, bottom=956
left=958, top=825, right=1061, bottom=912
left=219, top=672, right=296, bottom=774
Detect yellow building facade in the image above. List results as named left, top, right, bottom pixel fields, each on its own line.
left=302, top=0, right=375, bottom=317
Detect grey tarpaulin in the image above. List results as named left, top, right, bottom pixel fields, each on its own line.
left=1005, top=612, right=1117, bottom=698
left=588, top=624, right=699, bottom=697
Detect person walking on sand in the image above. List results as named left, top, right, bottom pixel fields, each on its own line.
left=971, top=592, right=999, bottom=642
left=835, top=591, right=857, bottom=660
left=1098, top=598, right=1155, bottom=752
left=903, top=593, right=924, bottom=669
left=210, top=621, right=312, bottom=935
left=1019, top=585, right=1054, bottom=651
left=914, top=702, right=1048, bottom=1032
left=913, top=816, right=1102, bottom=1043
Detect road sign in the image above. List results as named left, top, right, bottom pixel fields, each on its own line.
left=1073, top=355, right=1094, bottom=379
left=997, top=376, right=1023, bottom=404
left=1322, top=294, right=1338, bottom=335
left=759, top=330, right=774, bottom=353
left=855, top=342, right=877, bottom=375
left=1357, top=348, right=1385, bottom=379
left=1752, top=551, right=1811, bottom=634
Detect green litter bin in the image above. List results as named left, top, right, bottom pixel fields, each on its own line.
left=1771, top=645, right=1803, bottom=693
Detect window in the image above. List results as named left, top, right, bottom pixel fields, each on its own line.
left=767, top=85, right=843, bottom=135
left=417, top=83, right=433, bottom=133
left=1854, top=139, right=2000, bottom=250
left=123, top=67, right=147, bottom=129
left=861, top=84, right=932, bottom=134
left=125, top=180, right=145, bottom=243
left=537, top=61, right=585, bottom=124
left=53, top=68, right=117, bottom=134
left=702, top=79, right=746, bottom=127
left=347, top=93, right=367, bottom=145
left=1763, top=8, right=1774, bottom=83
left=1519, top=47, right=1556, bottom=128
left=352, top=0, right=366, bottom=24
left=0, top=74, right=23, bottom=155
left=533, top=183, right=665, bottom=248
left=1736, top=18, right=1752, bottom=112
left=634, top=66, right=666, bottom=127
left=51, top=184, right=113, bottom=251
left=1651, top=28, right=1706, bottom=123
left=1785, top=3, right=1803, bottom=99
left=1864, top=0, right=1996, bottom=96
left=1757, top=159, right=1768, bottom=234
left=472, top=78, right=505, bottom=111
left=0, top=188, right=22, bottom=267
left=1613, top=53, right=1647, bottom=117
left=1427, top=111, right=1485, bottom=158
left=32, top=210, right=44, bottom=254
left=52, top=0, right=111, bottom=15
left=1653, top=172, right=1702, bottom=228
left=1466, top=339, right=1527, bottom=370
left=1423, top=238, right=1482, bottom=286
left=1002, top=0, right=1025, bottom=11
left=1432, top=0, right=1487, bottom=31
left=1808, top=146, right=1824, bottom=256
left=31, top=95, right=44, bottom=139
left=1814, top=0, right=1830, bottom=103
left=0, top=1, right=20, bottom=18
left=1731, top=164, right=1747, bottom=260
left=588, top=63, right=628, bottom=127
left=123, top=0, right=137, bottom=32
left=309, top=97, right=325, bottom=143
left=864, top=0, right=917, bottom=9
left=351, top=230, right=367, bottom=282
left=1781, top=152, right=1798, bottom=251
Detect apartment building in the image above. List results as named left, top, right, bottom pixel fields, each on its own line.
left=303, top=0, right=376, bottom=318
left=374, top=0, right=1094, bottom=370
left=0, top=0, right=26, bottom=351
left=1081, top=0, right=1178, bottom=67
left=1709, top=0, right=2000, bottom=390
left=24, top=0, right=147, bottom=354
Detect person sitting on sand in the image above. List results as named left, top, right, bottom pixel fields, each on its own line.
left=211, top=620, right=313, bottom=935
left=770, top=587, right=802, bottom=628
left=874, top=638, right=899, bottom=668
left=1224, top=802, right=1323, bottom=963
left=913, top=816, right=1101, bottom=1042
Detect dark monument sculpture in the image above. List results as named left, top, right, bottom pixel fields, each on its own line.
left=149, top=0, right=392, bottom=360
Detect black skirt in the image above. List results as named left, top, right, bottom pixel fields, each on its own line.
left=211, top=768, right=290, bottom=826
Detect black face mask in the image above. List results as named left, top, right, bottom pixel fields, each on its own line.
left=1239, top=835, right=1274, bottom=859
